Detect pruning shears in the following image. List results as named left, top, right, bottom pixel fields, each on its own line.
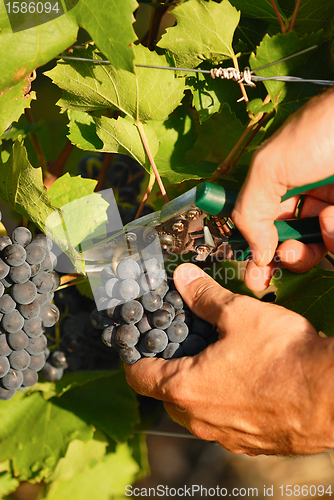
left=82, top=175, right=334, bottom=271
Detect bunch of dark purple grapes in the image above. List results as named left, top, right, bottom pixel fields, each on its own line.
left=90, top=257, right=218, bottom=364
left=0, top=226, right=60, bottom=400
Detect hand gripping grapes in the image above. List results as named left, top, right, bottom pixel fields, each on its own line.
left=125, top=87, right=334, bottom=456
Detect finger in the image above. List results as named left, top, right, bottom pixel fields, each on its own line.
left=276, top=240, right=327, bottom=272
left=124, top=356, right=192, bottom=403
left=319, top=205, right=334, bottom=253
left=173, top=263, right=233, bottom=326
left=244, top=260, right=280, bottom=292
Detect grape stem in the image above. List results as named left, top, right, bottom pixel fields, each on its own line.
left=135, top=171, right=155, bottom=219
left=136, top=120, right=168, bottom=203
left=270, top=0, right=286, bottom=33
left=288, top=0, right=301, bottom=32
left=49, top=140, right=74, bottom=177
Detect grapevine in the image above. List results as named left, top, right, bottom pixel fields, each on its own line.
left=0, top=0, right=334, bottom=497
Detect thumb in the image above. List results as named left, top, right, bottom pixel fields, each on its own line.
left=173, top=263, right=233, bottom=327
left=319, top=205, right=334, bottom=254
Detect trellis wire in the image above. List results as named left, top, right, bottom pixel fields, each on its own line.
left=58, top=45, right=334, bottom=86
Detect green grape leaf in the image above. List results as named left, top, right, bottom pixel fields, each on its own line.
left=53, top=370, right=140, bottom=443
left=0, top=391, right=93, bottom=481
left=0, top=140, right=56, bottom=232
left=150, top=105, right=217, bottom=183
left=68, top=111, right=160, bottom=172
left=249, top=31, right=325, bottom=103
left=247, top=98, right=274, bottom=115
left=0, top=471, right=19, bottom=497
left=44, top=442, right=139, bottom=500
left=280, top=0, right=334, bottom=36
left=0, top=3, right=78, bottom=93
left=185, top=104, right=257, bottom=166
left=45, top=44, right=185, bottom=121
left=68, top=0, right=138, bottom=73
left=272, top=267, right=334, bottom=337
left=158, top=0, right=240, bottom=67
left=48, top=173, right=98, bottom=207
left=228, top=0, right=287, bottom=25
left=0, top=78, right=36, bottom=136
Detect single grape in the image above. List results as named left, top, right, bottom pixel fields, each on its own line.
left=115, top=324, right=140, bottom=348
left=7, top=330, right=29, bottom=350
left=40, top=252, right=57, bottom=272
left=153, top=280, right=169, bottom=298
left=145, top=329, right=168, bottom=354
left=0, top=294, right=16, bottom=313
left=50, top=351, right=68, bottom=369
left=151, top=309, right=173, bottom=330
left=2, top=310, right=24, bottom=333
left=0, top=386, right=15, bottom=400
left=102, top=325, right=117, bottom=348
left=161, top=342, right=184, bottom=359
left=32, top=234, right=53, bottom=251
left=2, top=369, right=23, bottom=390
left=0, top=356, right=10, bottom=377
left=1, top=277, right=12, bottom=288
left=11, top=281, right=37, bottom=305
left=0, top=333, right=12, bottom=356
left=29, top=263, right=41, bottom=277
left=121, top=300, right=144, bottom=324
left=135, top=314, right=152, bottom=334
left=23, top=317, right=44, bottom=338
left=141, top=292, right=163, bottom=313
left=104, top=278, right=119, bottom=298
left=139, top=272, right=162, bottom=292
left=9, top=349, right=30, bottom=370
left=0, top=283, right=5, bottom=299
left=41, top=362, right=63, bottom=382
left=105, top=298, right=121, bottom=319
left=43, top=347, right=50, bottom=360
left=136, top=337, right=156, bottom=357
left=46, top=291, right=54, bottom=302
left=32, top=271, right=54, bottom=294
left=0, top=235, right=12, bottom=251
left=18, top=300, right=40, bottom=319
left=25, top=243, right=46, bottom=265
left=2, top=244, right=26, bottom=267
left=142, top=258, right=162, bottom=276
left=25, top=334, right=47, bottom=356
left=11, top=227, right=32, bottom=247
left=9, top=261, right=31, bottom=284
left=90, top=309, right=114, bottom=330
left=118, top=346, right=141, bottom=364
left=206, top=330, right=219, bottom=345
left=39, top=302, right=60, bottom=327
left=182, top=334, right=207, bottom=356
left=192, top=318, right=214, bottom=339
left=100, top=266, right=116, bottom=284
left=21, top=368, right=38, bottom=387
left=161, top=302, right=175, bottom=320
left=48, top=271, right=60, bottom=291
left=29, top=353, right=46, bottom=371
left=166, top=321, right=189, bottom=343
left=165, top=290, right=183, bottom=310
left=0, top=258, right=10, bottom=280
left=117, top=279, right=140, bottom=301
left=174, top=310, right=186, bottom=322
left=116, top=259, right=141, bottom=280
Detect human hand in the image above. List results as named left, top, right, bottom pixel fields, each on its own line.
left=125, top=264, right=334, bottom=456
left=232, top=89, right=334, bottom=291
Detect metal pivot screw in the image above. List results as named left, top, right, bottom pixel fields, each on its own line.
left=185, top=209, right=201, bottom=220
left=172, top=220, right=185, bottom=232
left=126, top=232, right=137, bottom=242
left=195, top=245, right=211, bottom=255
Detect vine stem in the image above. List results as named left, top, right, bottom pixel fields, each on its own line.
left=288, top=0, right=302, bottom=31
left=25, top=109, right=49, bottom=174
left=135, top=171, right=155, bottom=219
left=232, top=55, right=248, bottom=103
left=136, top=120, right=168, bottom=203
left=49, top=140, right=74, bottom=177
left=270, top=0, right=286, bottom=33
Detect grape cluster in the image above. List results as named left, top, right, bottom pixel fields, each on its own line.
left=0, top=227, right=60, bottom=400
left=91, top=258, right=218, bottom=364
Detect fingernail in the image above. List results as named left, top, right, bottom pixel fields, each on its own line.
left=175, top=264, right=207, bottom=286
left=321, top=217, right=334, bottom=237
